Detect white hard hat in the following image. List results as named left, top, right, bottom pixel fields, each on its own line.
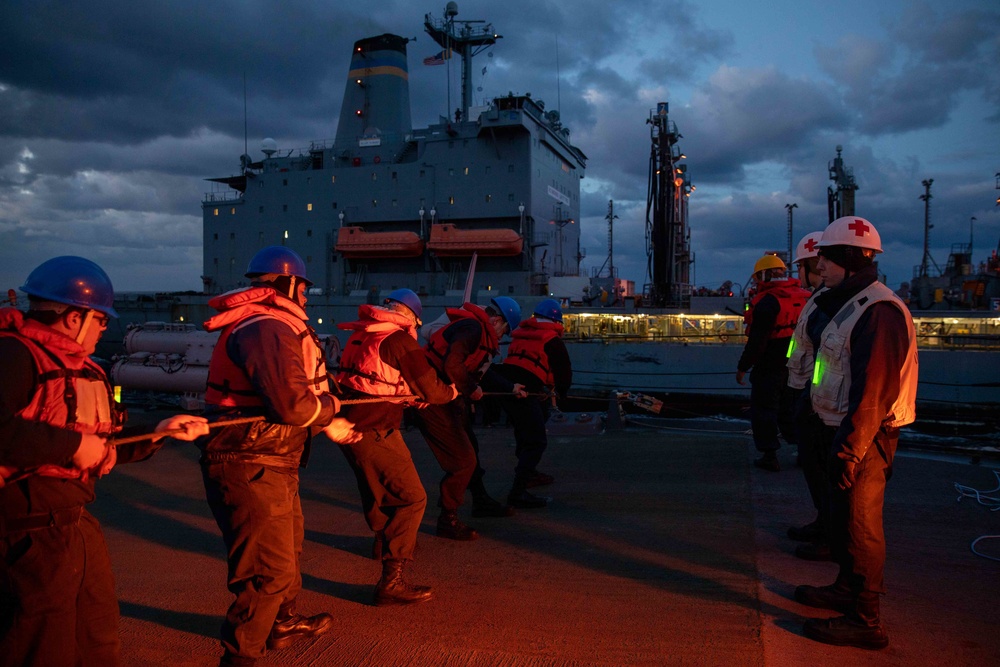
left=793, top=231, right=824, bottom=263
left=818, top=216, right=882, bottom=253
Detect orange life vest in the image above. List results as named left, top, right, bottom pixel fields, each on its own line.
left=425, top=302, right=499, bottom=375
left=203, top=287, right=329, bottom=407
left=336, top=305, right=415, bottom=397
left=504, top=318, right=564, bottom=386
left=744, top=278, right=811, bottom=339
left=0, top=308, right=123, bottom=486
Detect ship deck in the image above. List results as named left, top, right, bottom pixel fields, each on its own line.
left=96, top=414, right=999, bottom=666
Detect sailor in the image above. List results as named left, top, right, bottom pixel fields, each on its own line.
left=335, top=289, right=458, bottom=605
left=415, top=297, right=524, bottom=540
left=495, top=298, right=572, bottom=509
left=786, top=231, right=835, bottom=561
left=790, top=216, right=917, bottom=650
left=0, top=256, right=209, bottom=667
left=198, top=246, right=360, bottom=666
left=736, top=254, right=811, bottom=471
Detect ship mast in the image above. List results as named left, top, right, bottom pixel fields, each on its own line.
left=645, top=102, right=692, bottom=308
left=424, top=2, right=501, bottom=119
left=827, top=145, right=858, bottom=222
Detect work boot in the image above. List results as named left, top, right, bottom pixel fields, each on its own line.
left=371, top=530, right=386, bottom=560
left=373, top=559, right=434, bottom=606
left=795, top=541, right=833, bottom=561
left=794, top=583, right=855, bottom=614
left=803, top=615, right=889, bottom=650
left=436, top=510, right=479, bottom=541
left=507, top=482, right=548, bottom=509
left=787, top=519, right=824, bottom=542
left=753, top=451, right=780, bottom=472
left=524, top=470, right=555, bottom=488
left=471, top=493, right=515, bottom=518
left=265, top=605, right=334, bottom=650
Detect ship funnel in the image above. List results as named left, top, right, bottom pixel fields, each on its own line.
left=335, top=34, right=412, bottom=162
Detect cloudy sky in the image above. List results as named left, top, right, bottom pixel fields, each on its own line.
left=1, top=0, right=998, bottom=296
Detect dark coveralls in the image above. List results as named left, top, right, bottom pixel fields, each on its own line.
left=414, top=319, right=512, bottom=510
left=738, top=291, right=798, bottom=452
left=490, top=335, right=572, bottom=482
left=0, top=335, right=161, bottom=667
left=801, top=265, right=909, bottom=622
left=337, top=330, right=455, bottom=560
left=198, top=318, right=339, bottom=660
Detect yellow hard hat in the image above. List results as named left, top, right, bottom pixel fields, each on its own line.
left=753, top=254, right=786, bottom=274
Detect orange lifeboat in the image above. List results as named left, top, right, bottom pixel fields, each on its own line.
left=426, top=223, right=524, bottom=257
left=335, top=226, right=425, bottom=258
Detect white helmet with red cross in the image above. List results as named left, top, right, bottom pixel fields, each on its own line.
left=818, top=216, right=882, bottom=253
left=793, top=231, right=824, bottom=263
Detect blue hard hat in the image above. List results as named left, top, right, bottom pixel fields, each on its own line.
left=245, top=246, right=313, bottom=286
left=385, top=288, right=422, bottom=320
left=533, top=298, right=563, bottom=322
left=490, top=296, right=521, bottom=332
left=20, top=256, right=118, bottom=318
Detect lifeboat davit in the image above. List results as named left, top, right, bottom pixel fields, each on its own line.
left=335, top=226, right=425, bottom=258
left=427, top=223, right=524, bottom=257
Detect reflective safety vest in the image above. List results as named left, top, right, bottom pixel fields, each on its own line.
left=744, top=278, right=811, bottom=339
left=504, top=318, right=564, bottom=386
left=809, top=282, right=918, bottom=428
left=786, top=290, right=823, bottom=390
left=0, top=308, right=124, bottom=486
left=336, top=305, right=415, bottom=397
left=203, top=287, right=329, bottom=412
left=425, top=302, right=499, bottom=375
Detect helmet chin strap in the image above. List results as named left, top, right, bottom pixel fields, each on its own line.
left=74, top=310, right=95, bottom=345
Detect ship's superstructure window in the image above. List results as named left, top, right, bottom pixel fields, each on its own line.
left=420, top=170, right=425, bottom=177
left=231, top=208, right=236, bottom=215
left=448, top=168, right=454, bottom=176
left=307, top=230, right=312, bottom=237
left=283, top=204, right=288, bottom=212
left=259, top=181, right=264, bottom=188
left=392, top=199, right=398, bottom=207
left=372, top=173, right=377, bottom=181
left=372, top=199, right=378, bottom=207
left=214, top=257, right=218, bottom=265
left=284, top=230, right=289, bottom=239
left=332, top=202, right=338, bottom=209
left=508, top=193, right=515, bottom=202
left=213, top=233, right=218, bottom=240
left=258, top=206, right=264, bottom=213
left=485, top=166, right=491, bottom=175
left=213, top=208, right=219, bottom=216
left=230, top=233, right=235, bottom=240
left=392, top=171, right=397, bottom=180
left=331, top=176, right=336, bottom=184
left=449, top=196, right=455, bottom=205
left=283, top=179, right=288, bottom=186
left=485, top=194, right=492, bottom=203
left=307, top=203, right=313, bottom=211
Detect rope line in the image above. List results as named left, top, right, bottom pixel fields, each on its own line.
left=955, top=470, right=1000, bottom=561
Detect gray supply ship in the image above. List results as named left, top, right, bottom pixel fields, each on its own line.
left=95, top=4, right=998, bottom=427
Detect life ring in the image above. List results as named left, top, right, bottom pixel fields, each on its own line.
left=719, top=334, right=729, bottom=343
left=373, top=155, right=381, bottom=164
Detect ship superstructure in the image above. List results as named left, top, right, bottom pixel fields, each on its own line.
left=202, top=4, right=586, bottom=303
